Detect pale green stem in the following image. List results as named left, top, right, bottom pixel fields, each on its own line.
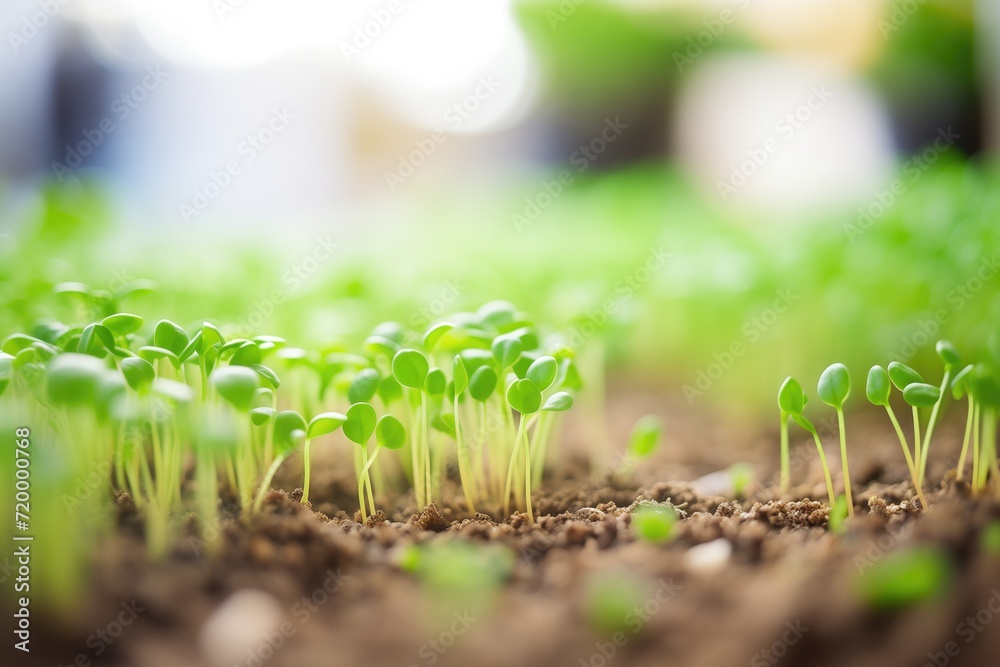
left=885, top=404, right=927, bottom=508
left=972, top=403, right=981, bottom=493
left=779, top=412, right=790, bottom=493
left=810, top=430, right=837, bottom=509
left=301, top=439, right=312, bottom=505
left=956, top=397, right=974, bottom=481
left=837, top=409, right=854, bottom=518
left=253, top=454, right=287, bottom=514
left=503, top=416, right=527, bottom=517
left=919, top=368, right=951, bottom=484
left=455, top=396, right=477, bottom=515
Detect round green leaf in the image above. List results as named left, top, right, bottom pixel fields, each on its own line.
left=431, top=412, right=456, bottom=438
left=250, top=363, right=280, bottom=389
left=477, top=300, right=517, bottom=330
left=250, top=407, right=276, bottom=426
left=887, top=361, right=923, bottom=391
left=392, top=349, right=429, bottom=390
left=230, top=341, right=262, bottom=367
left=425, top=368, right=446, bottom=395
left=139, top=346, right=180, bottom=367
left=46, top=353, right=106, bottom=405
left=468, top=366, right=497, bottom=402
left=307, top=412, right=348, bottom=440
left=506, top=378, right=541, bottom=414
left=423, top=322, right=454, bottom=351
left=364, top=335, right=400, bottom=359
left=818, top=363, right=850, bottom=409
left=865, top=366, right=891, bottom=406
left=211, top=366, right=260, bottom=412
left=453, top=355, right=469, bottom=395
left=491, top=334, right=522, bottom=370
left=178, top=330, right=203, bottom=363
left=348, top=368, right=380, bottom=404
left=343, top=402, right=377, bottom=445
left=252, top=387, right=274, bottom=408
left=3, top=334, right=42, bottom=355
left=542, top=391, right=573, bottom=412
left=121, top=357, right=155, bottom=393
left=951, top=364, right=973, bottom=400
left=628, top=415, right=662, bottom=458
left=273, top=410, right=307, bottom=456
left=791, top=412, right=818, bottom=436
left=903, top=382, right=941, bottom=408
left=77, top=323, right=115, bottom=357
left=777, top=377, right=808, bottom=414
left=968, top=365, right=1000, bottom=407
left=527, top=355, right=557, bottom=391
left=102, top=313, right=143, bottom=336
left=378, top=375, right=403, bottom=405
left=935, top=340, right=960, bottom=367
left=153, top=320, right=188, bottom=355
left=376, top=414, right=406, bottom=450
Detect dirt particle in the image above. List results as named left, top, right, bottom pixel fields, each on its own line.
left=413, top=504, right=450, bottom=532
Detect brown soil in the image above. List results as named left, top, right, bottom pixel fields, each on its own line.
left=14, top=392, right=1000, bottom=667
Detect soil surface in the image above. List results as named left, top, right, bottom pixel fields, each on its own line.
left=12, top=391, right=1000, bottom=667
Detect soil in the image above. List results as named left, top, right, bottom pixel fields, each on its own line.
left=13, top=390, right=1000, bottom=667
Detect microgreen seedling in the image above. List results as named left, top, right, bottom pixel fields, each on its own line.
left=631, top=502, right=677, bottom=544
left=625, top=415, right=662, bottom=472
left=504, top=377, right=541, bottom=522
left=917, top=340, right=959, bottom=483
left=301, top=411, right=348, bottom=506
left=252, top=410, right=307, bottom=513
left=818, top=363, right=853, bottom=517
left=952, top=364, right=975, bottom=482
left=866, top=365, right=927, bottom=508
left=777, top=377, right=807, bottom=493
left=344, top=402, right=377, bottom=520
left=777, top=376, right=836, bottom=509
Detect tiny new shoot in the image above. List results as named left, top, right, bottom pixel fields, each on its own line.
left=818, top=363, right=853, bottom=518
left=301, top=411, right=348, bottom=506
left=504, top=377, right=541, bottom=523
left=356, top=414, right=406, bottom=520
left=621, top=415, right=662, bottom=476
left=253, top=410, right=307, bottom=514
left=778, top=377, right=836, bottom=509
left=867, top=366, right=927, bottom=508
left=888, top=361, right=925, bottom=472
left=918, top=340, right=960, bottom=484
left=952, top=365, right=975, bottom=482
left=343, top=402, right=377, bottom=521
left=393, top=349, right=431, bottom=508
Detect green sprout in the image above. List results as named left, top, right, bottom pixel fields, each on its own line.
left=631, top=502, right=677, bottom=544
left=952, top=364, right=975, bottom=482
left=917, top=340, right=960, bottom=484
left=301, top=411, right=348, bottom=506
left=252, top=410, right=306, bottom=514
left=888, top=361, right=926, bottom=475
left=393, top=348, right=432, bottom=508
left=818, top=363, right=853, bottom=518
left=777, top=377, right=836, bottom=508
left=866, top=365, right=928, bottom=508
left=856, top=547, right=952, bottom=610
